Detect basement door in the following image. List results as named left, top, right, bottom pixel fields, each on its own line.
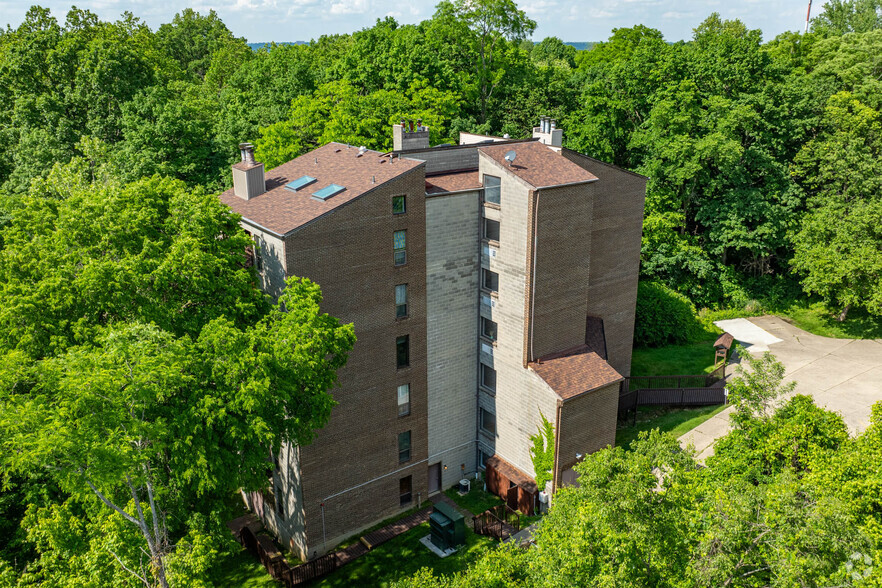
left=428, top=463, right=442, bottom=494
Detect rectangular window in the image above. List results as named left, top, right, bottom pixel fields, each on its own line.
left=480, top=363, right=496, bottom=392
left=396, top=335, right=410, bottom=369
left=483, top=175, right=501, bottom=206
left=395, top=284, right=408, bottom=318
left=480, top=317, right=498, bottom=342
left=393, top=230, right=407, bottom=266
left=392, top=195, right=406, bottom=215
left=398, top=383, right=410, bottom=416
left=480, top=408, right=497, bottom=436
left=398, top=431, right=412, bottom=463
left=483, top=218, right=500, bottom=242
left=482, top=269, right=499, bottom=292
left=400, top=475, right=413, bottom=506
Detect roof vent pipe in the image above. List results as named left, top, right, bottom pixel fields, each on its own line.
left=358, top=145, right=367, bottom=155
left=239, top=142, right=256, bottom=165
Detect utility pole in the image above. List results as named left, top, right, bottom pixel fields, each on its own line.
left=805, top=0, right=812, bottom=33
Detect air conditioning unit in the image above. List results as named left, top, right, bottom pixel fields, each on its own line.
left=459, top=479, right=470, bottom=493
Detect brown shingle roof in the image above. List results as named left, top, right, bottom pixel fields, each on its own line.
left=714, top=332, right=734, bottom=350
left=425, top=171, right=481, bottom=195
left=529, top=344, right=623, bottom=401
left=219, top=143, right=424, bottom=235
left=479, top=142, right=598, bottom=189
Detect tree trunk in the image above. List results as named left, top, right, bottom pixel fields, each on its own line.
left=838, top=303, right=851, bottom=322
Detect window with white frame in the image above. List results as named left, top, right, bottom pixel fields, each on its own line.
left=483, top=174, right=501, bottom=205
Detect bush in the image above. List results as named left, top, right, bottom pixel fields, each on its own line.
left=634, top=281, right=703, bottom=347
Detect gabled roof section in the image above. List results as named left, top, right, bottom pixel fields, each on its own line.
left=529, top=344, right=623, bottom=401
left=219, top=143, right=423, bottom=235
left=479, top=141, right=598, bottom=190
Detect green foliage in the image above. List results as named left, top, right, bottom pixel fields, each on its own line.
left=528, top=412, right=554, bottom=491
left=792, top=91, right=882, bottom=319
left=725, top=348, right=797, bottom=426
left=634, top=281, right=703, bottom=347
left=398, top=396, right=882, bottom=588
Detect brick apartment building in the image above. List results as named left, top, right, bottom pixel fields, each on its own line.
left=218, top=118, right=646, bottom=559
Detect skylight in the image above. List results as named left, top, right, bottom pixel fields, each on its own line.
left=285, top=175, right=317, bottom=192
left=312, top=184, right=346, bottom=201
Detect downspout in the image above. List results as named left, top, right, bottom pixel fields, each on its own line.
left=551, top=398, right=563, bottom=493
left=529, top=189, right=541, bottom=363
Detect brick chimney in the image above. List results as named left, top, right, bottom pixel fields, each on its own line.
left=532, top=117, right=563, bottom=150
left=232, top=143, right=266, bottom=200
left=393, top=119, right=430, bottom=151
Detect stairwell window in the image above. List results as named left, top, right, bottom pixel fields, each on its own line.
left=393, top=230, right=407, bottom=266
left=483, top=175, right=501, bottom=206
left=483, top=218, right=500, bottom=242
left=480, top=363, right=496, bottom=393
left=398, top=383, right=410, bottom=416
left=480, top=317, right=498, bottom=343
left=482, top=269, right=499, bottom=292
left=480, top=408, right=497, bottom=436
left=395, top=284, right=408, bottom=318
left=398, top=431, right=412, bottom=463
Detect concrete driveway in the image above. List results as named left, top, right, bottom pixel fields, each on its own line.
left=680, top=315, right=882, bottom=460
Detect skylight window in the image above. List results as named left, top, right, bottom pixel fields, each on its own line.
left=312, top=184, right=346, bottom=201
left=284, top=175, right=316, bottom=192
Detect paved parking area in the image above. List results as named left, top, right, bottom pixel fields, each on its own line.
left=680, top=316, right=882, bottom=460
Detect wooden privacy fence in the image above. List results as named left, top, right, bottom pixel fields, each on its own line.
left=618, top=364, right=728, bottom=420
left=237, top=526, right=341, bottom=587
left=473, top=504, right=521, bottom=540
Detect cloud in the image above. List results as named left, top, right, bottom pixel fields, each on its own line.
left=329, top=0, right=370, bottom=15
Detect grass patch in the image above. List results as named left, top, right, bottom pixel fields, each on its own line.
left=616, top=404, right=729, bottom=449
left=631, top=340, right=719, bottom=378
left=212, top=545, right=280, bottom=587
left=309, top=523, right=497, bottom=587
left=776, top=301, right=882, bottom=340
left=443, top=484, right=502, bottom=516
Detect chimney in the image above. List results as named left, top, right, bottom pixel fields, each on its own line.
left=232, top=143, right=266, bottom=200
left=392, top=120, right=430, bottom=151
left=532, top=117, right=563, bottom=150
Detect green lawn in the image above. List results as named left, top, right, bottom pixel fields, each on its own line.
left=443, top=484, right=502, bottom=516
left=309, top=523, right=497, bottom=587
left=616, top=404, right=729, bottom=449
left=212, top=546, right=281, bottom=587
left=631, top=339, right=719, bottom=378
left=777, top=302, right=882, bottom=340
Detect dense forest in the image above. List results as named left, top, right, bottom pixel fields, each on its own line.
left=0, top=0, right=881, bottom=586
left=0, top=0, right=880, bottom=319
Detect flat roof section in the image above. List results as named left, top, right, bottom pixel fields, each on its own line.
left=425, top=171, right=482, bottom=195
left=529, top=344, right=623, bottom=401
left=219, top=143, right=424, bottom=235
left=479, top=141, right=598, bottom=189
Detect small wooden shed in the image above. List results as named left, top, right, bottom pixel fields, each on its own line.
left=714, top=332, right=734, bottom=365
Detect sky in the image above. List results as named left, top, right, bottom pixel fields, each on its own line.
left=0, top=0, right=823, bottom=43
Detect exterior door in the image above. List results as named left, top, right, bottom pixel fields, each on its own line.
left=506, top=482, right=519, bottom=511
left=428, top=462, right=442, bottom=494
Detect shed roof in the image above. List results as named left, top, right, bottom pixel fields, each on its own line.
left=714, top=332, right=735, bottom=350
left=529, top=344, right=623, bottom=401
left=219, top=143, right=423, bottom=235
left=479, top=141, right=598, bottom=189
left=485, top=455, right=538, bottom=494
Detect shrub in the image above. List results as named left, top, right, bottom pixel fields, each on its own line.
left=634, top=281, right=703, bottom=347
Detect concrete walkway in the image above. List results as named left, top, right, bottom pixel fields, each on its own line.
left=680, top=315, right=882, bottom=460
